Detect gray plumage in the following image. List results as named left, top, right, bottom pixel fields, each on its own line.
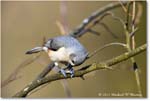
left=44, top=35, right=88, bottom=66
left=26, top=35, right=88, bottom=77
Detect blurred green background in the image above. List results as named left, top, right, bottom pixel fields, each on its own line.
left=1, top=1, right=146, bottom=98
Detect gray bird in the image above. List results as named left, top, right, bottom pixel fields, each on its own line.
left=26, top=35, right=88, bottom=77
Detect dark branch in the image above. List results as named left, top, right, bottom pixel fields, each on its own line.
left=70, top=1, right=128, bottom=38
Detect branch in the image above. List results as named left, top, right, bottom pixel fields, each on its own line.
left=131, top=1, right=142, bottom=95
left=69, top=1, right=128, bottom=38
left=1, top=54, right=41, bottom=88
left=13, top=44, right=146, bottom=97
left=2, top=37, right=46, bottom=88
left=33, top=62, right=55, bottom=82
left=87, top=42, right=127, bottom=58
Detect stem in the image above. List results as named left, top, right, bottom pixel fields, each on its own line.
left=131, top=1, right=142, bottom=95
left=125, top=1, right=142, bottom=96
left=88, top=42, right=127, bottom=59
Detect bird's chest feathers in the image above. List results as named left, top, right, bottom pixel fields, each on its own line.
left=48, top=47, right=70, bottom=62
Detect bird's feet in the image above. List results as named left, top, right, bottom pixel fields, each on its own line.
left=59, top=68, right=67, bottom=77
left=67, top=67, right=74, bottom=78
left=59, top=68, right=74, bottom=78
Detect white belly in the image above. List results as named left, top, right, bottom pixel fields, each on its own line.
left=48, top=47, right=70, bottom=62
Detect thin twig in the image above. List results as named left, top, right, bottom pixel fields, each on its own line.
left=124, top=1, right=142, bottom=96
left=1, top=54, right=41, bottom=88
left=98, top=22, right=118, bottom=38
left=2, top=34, right=49, bottom=88
left=134, top=3, right=143, bottom=26
left=106, top=11, right=126, bottom=28
left=119, top=0, right=127, bottom=13
left=77, top=11, right=122, bottom=38
left=70, top=1, right=128, bottom=38
left=126, top=1, right=133, bottom=31
left=33, top=62, right=55, bottom=82
left=60, top=1, right=70, bottom=34
left=131, top=1, right=142, bottom=96
left=130, top=27, right=138, bottom=37
left=87, top=42, right=127, bottom=59
left=74, top=12, right=116, bottom=38
left=56, top=20, right=66, bottom=35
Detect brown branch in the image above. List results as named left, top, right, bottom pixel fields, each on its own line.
left=1, top=54, right=41, bottom=88
left=13, top=44, right=146, bottom=97
left=69, top=1, right=128, bottom=38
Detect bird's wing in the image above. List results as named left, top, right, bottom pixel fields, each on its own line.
left=45, top=35, right=86, bottom=52
left=50, top=39, right=65, bottom=51
left=44, top=39, right=60, bottom=51
left=45, top=37, right=67, bottom=51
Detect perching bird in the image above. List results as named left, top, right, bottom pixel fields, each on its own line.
left=26, top=35, right=88, bottom=77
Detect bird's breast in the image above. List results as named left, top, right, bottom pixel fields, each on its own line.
left=47, top=47, right=70, bottom=62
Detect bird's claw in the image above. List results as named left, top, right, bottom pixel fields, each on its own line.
left=69, top=68, right=74, bottom=78
left=59, top=68, right=74, bottom=78
left=59, top=69, right=67, bottom=77
left=66, top=68, right=74, bottom=78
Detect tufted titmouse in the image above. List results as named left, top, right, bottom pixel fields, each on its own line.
left=26, top=35, right=88, bottom=77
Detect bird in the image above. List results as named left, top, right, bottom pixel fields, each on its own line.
left=26, top=35, right=88, bottom=77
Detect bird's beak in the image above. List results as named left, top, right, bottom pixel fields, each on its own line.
left=26, top=47, right=48, bottom=54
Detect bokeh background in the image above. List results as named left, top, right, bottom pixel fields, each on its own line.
left=1, top=1, right=146, bottom=98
